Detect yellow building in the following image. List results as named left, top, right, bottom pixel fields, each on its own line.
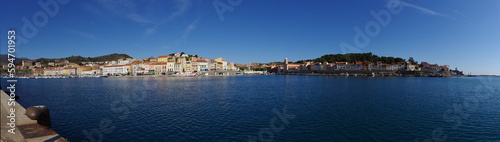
left=154, top=62, right=166, bottom=74
left=64, top=67, right=77, bottom=75
left=77, top=66, right=86, bottom=75
left=191, top=61, right=199, bottom=72
left=167, top=57, right=175, bottom=62
left=64, top=68, right=70, bottom=75
left=184, top=61, right=192, bottom=72
left=157, top=55, right=170, bottom=62
left=215, top=57, right=224, bottom=62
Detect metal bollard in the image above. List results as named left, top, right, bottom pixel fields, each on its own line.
left=25, top=105, right=52, bottom=130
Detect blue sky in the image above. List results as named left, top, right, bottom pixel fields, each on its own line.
left=1, top=0, right=499, bottom=75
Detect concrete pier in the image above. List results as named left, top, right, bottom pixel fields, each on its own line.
left=1, top=91, right=67, bottom=142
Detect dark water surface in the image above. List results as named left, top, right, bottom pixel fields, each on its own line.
left=2, top=76, right=500, bottom=141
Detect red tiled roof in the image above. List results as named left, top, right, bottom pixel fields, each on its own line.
left=104, top=65, right=130, bottom=67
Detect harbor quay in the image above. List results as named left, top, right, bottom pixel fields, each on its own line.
left=0, top=91, right=67, bottom=142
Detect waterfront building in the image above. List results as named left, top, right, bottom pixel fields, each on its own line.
left=228, top=62, right=237, bottom=71
left=34, top=68, right=44, bottom=76
left=297, top=64, right=307, bottom=71
left=311, top=63, right=322, bottom=71
left=143, top=62, right=156, bottom=75
left=335, top=62, right=347, bottom=70
left=215, top=57, right=228, bottom=71
left=83, top=68, right=103, bottom=75
left=346, top=63, right=355, bottom=70
left=167, top=62, right=174, bottom=72
left=103, top=65, right=130, bottom=76
left=198, top=60, right=209, bottom=71
left=362, top=61, right=372, bottom=71
left=174, top=63, right=182, bottom=72
left=207, top=61, right=214, bottom=71
left=132, top=62, right=145, bottom=75
left=420, top=62, right=431, bottom=69
left=77, top=66, right=90, bottom=75
left=406, top=63, right=416, bottom=71
left=191, top=61, right=199, bottom=72
left=154, top=62, right=165, bottom=74
left=283, top=58, right=302, bottom=72
left=429, top=64, right=441, bottom=72
left=64, top=67, right=77, bottom=75
left=161, top=63, right=168, bottom=74
left=184, top=61, right=192, bottom=72
left=288, top=66, right=298, bottom=72
left=325, top=63, right=336, bottom=71
left=355, top=62, right=363, bottom=70
left=43, top=67, right=65, bottom=76
left=82, top=69, right=94, bottom=75
left=397, top=62, right=404, bottom=70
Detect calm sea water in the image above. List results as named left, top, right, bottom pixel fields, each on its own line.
left=2, top=76, right=500, bottom=141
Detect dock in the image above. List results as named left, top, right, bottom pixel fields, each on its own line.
left=1, top=91, right=67, bottom=142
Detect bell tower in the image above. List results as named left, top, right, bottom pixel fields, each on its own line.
left=284, top=57, right=288, bottom=72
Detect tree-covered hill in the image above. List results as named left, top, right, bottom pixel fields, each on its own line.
left=35, top=53, right=132, bottom=65
left=296, top=52, right=406, bottom=64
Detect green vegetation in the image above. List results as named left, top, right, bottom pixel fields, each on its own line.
left=34, top=53, right=132, bottom=65
left=296, top=52, right=406, bottom=64
left=408, top=57, right=418, bottom=64
left=251, top=67, right=267, bottom=71
left=237, top=67, right=266, bottom=71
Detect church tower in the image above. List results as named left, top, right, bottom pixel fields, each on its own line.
left=284, top=57, right=288, bottom=72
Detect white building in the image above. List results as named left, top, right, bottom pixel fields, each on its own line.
left=198, top=61, right=209, bottom=71
left=103, top=65, right=130, bottom=75
left=118, top=58, right=136, bottom=65
left=132, top=63, right=145, bottom=75
left=83, top=69, right=102, bottom=75
left=167, top=62, right=175, bottom=72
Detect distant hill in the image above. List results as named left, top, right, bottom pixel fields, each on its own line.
left=33, top=53, right=132, bottom=65
left=301, top=52, right=407, bottom=64
left=264, top=53, right=408, bottom=65
left=0, top=54, right=31, bottom=64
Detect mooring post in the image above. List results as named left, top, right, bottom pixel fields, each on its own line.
left=25, top=105, right=52, bottom=130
